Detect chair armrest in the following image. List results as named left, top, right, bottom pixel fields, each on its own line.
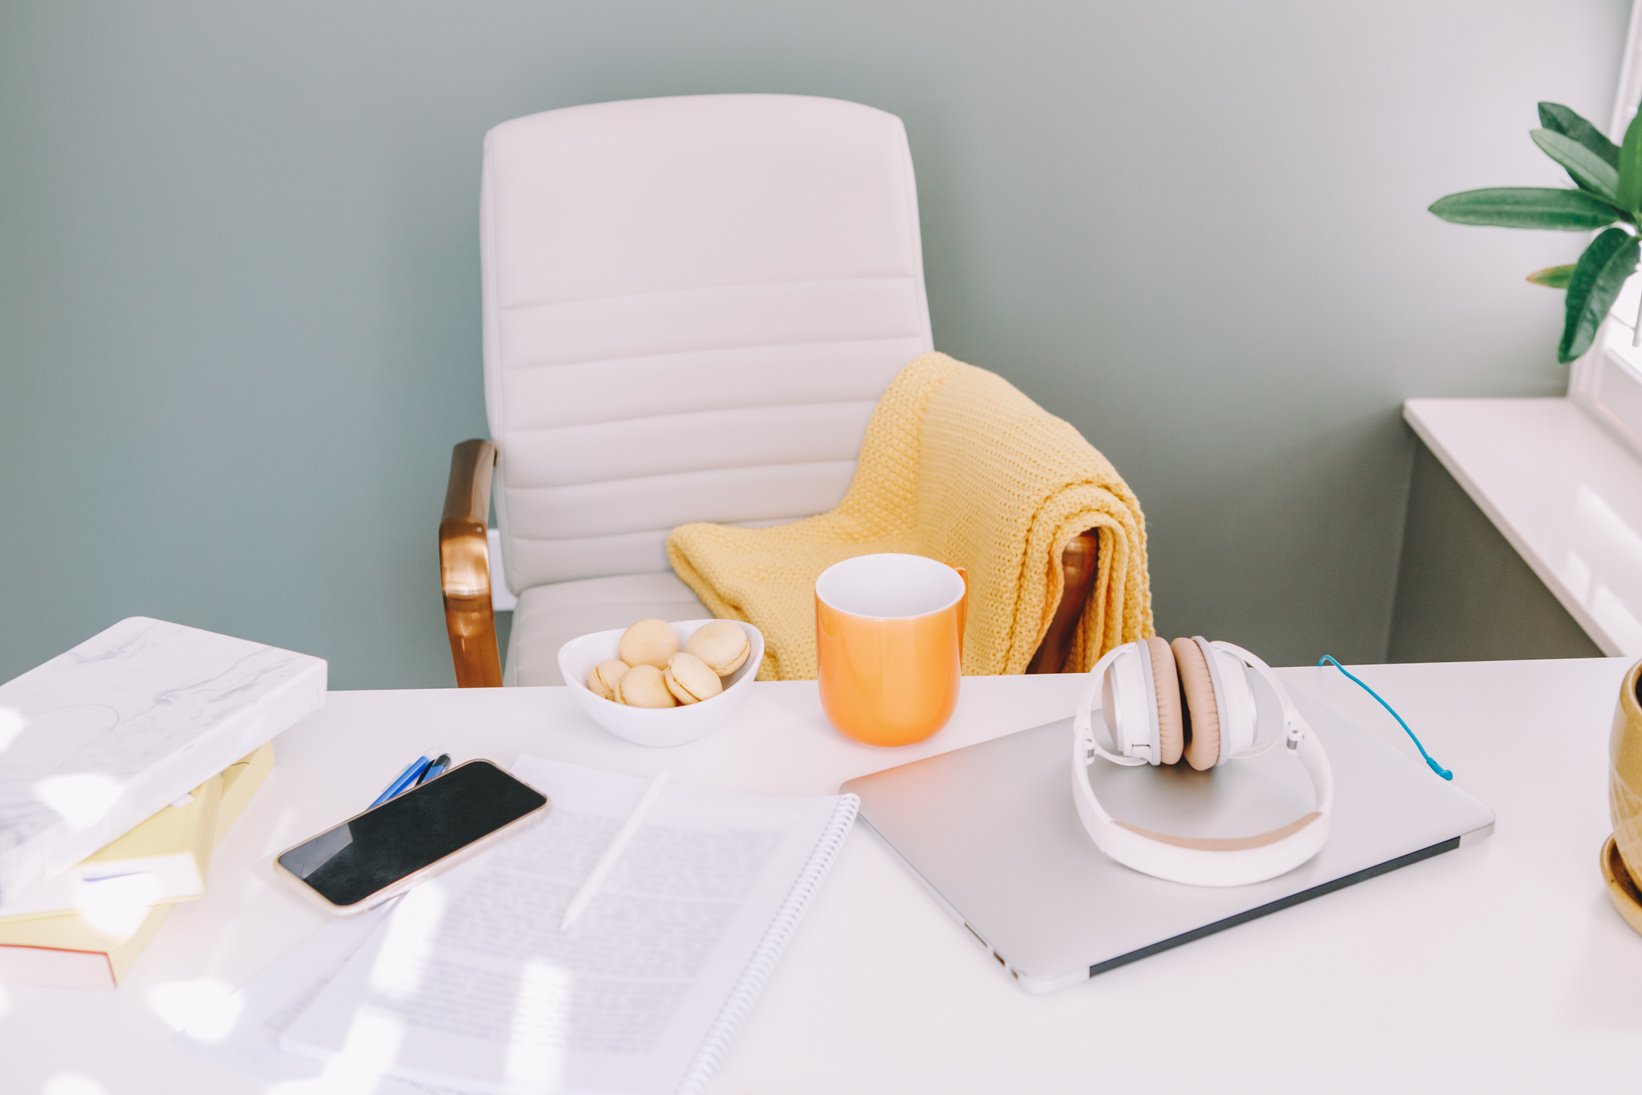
left=1027, top=530, right=1100, bottom=674
left=440, top=439, right=503, bottom=687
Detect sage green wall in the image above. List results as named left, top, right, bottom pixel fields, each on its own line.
left=1389, top=444, right=1604, bottom=663
left=0, top=2, right=1626, bottom=687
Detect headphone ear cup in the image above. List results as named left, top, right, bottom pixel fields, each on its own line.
left=1143, top=637, right=1184, bottom=764
left=1172, top=637, right=1221, bottom=770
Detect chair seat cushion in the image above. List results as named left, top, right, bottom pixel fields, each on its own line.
left=504, top=572, right=709, bottom=686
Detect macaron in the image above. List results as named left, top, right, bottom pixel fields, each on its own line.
left=618, top=618, right=680, bottom=669
left=664, top=652, right=723, bottom=705
left=615, top=663, right=676, bottom=708
left=684, top=620, right=750, bottom=677
left=586, top=659, right=629, bottom=702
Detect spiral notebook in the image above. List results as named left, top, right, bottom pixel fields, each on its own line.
left=278, top=755, right=858, bottom=1094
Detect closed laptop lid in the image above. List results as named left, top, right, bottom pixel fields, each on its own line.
left=843, top=706, right=1494, bottom=993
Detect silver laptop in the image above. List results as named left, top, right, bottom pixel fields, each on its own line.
left=841, top=700, right=1495, bottom=994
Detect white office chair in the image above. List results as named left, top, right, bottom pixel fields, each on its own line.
left=440, top=94, right=1095, bottom=686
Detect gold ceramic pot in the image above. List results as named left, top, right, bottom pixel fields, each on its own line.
left=1605, top=659, right=1642, bottom=935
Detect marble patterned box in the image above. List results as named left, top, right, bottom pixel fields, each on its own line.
left=0, top=618, right=326, bottom=906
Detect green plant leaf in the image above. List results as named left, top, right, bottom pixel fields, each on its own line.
left=1428, top=187, right=1623, bottom=230
left=1526, top=263, right=1576, bottom=288
left=1617, top=110, right=1642, bottom=213
left=1538, top=102, right=1620, bottom=169
left=1558, top=227, right=1638, bottom=362
left=1531, top=129, right=1620, bottom=202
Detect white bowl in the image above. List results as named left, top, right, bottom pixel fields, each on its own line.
left=557, top=619, right=764, bottom=747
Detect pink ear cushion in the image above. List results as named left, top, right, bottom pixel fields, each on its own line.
left=1172, top=637, right=1221, bottom=770
left=1144, top=637, right=1184, bottom=764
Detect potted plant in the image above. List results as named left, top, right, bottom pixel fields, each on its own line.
left=1430, top=101, right=1641, bottom=362
left=1429, top=101, right=1642, bottom=935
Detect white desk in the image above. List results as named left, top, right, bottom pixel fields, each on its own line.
left=7, top=658, right=1640, bottom=1093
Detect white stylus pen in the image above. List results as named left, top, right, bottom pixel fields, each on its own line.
left=559, top=769, right=671, bottom=932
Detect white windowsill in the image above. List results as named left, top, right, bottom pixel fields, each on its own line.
left=1402, top=397, right=1642, bottom=657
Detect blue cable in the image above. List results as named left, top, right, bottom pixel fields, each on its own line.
left=1317, top=656, right=1452, bottom=781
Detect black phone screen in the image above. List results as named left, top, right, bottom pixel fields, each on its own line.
left=277, top=760, right=548, bottom=908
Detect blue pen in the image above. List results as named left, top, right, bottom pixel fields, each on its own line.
left=370, top=756, right=432, bottom=808
left=417, top=754, right=451, bottom=785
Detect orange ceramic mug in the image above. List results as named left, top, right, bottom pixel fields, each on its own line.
left=815, top=553, right=967, bottom=746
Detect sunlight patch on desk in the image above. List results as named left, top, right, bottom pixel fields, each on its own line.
left=261, top=799, right=318, bottom=852
left=0, top=706, right=23, bottom=755
left=505, top=958, right=572, bottom=1087
left=42, top=1075, right=108, bottom=1095
left=149, top=978, right=243, bottom=1043
left=34, top=771, right=123, bottom=831
left=367, top=876, right=448, bottom=1001
left=74, top=872, right=164, bottom=938
left=314, top=1009, right=406, bottom=1091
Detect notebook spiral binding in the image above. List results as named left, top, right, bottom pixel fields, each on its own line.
left=678, top=793, right=862, bottom=1095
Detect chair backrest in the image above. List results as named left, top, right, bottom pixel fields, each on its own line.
left=480, top=94, right=933, bottom=592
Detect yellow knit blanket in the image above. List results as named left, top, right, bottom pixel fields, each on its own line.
left=667, top=353, right=1154, bottom=679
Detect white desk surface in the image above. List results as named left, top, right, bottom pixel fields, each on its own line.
left=7, top=658, right=1640, bottom=1093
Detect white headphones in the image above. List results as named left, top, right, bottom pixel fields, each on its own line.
left=1071, top=636, right=1334, bottom=887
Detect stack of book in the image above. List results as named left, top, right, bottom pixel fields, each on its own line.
left=0, top=745, right=274, bottom=988
left=0, top=617, right=327, bottom=989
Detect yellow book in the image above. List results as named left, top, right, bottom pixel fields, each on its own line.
left=0, top=743, right=275, bottom=989
left=215, top=744, right=276, bottom=831
left=0, top=773, right=224, bottom=924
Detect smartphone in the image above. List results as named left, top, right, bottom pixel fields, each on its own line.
left=274, top=758, right=549, bottom=913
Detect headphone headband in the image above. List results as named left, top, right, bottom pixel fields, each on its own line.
left=1071, top=638, right=1333, bottom=887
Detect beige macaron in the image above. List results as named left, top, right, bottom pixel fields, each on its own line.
left=618, top=618, right=680, bottom=669
left=664, top=652, right=724, bottom=705
left=684, top=620, right=750, bottom=677
left=586, top=659, right=629, bottom=702
left=615, top=663, right=676, bottom=708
